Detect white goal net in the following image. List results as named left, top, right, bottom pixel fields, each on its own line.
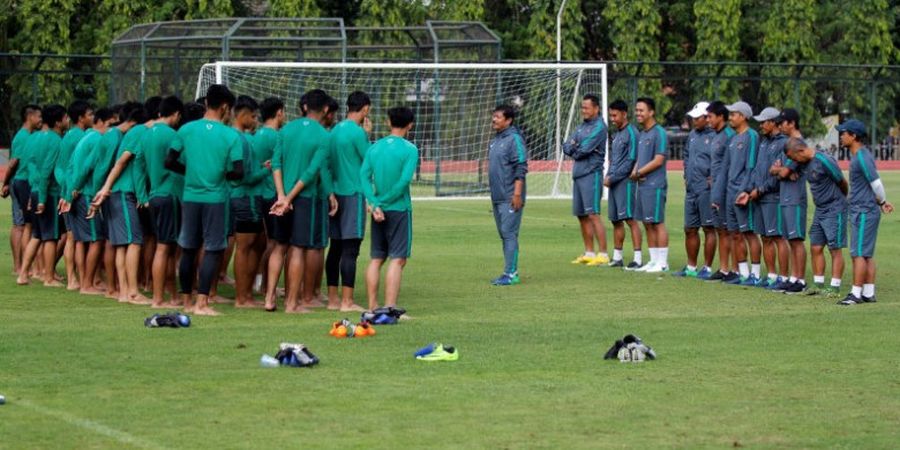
left=197, top=62, right=607, bottom=198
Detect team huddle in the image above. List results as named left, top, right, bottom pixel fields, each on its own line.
left=1, top=85, right=427, bottom=316
left=565, top=96, right=894, bottom=305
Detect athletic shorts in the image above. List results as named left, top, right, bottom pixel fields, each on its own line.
left=607, top=180, right=636, bottom=223
left=572, top=172, right=602, bottom=216
left=713, top=196, right=727, bottom=229
left=107, top=191, right=143, bottom=246
left=31, top=192, right=62, bottom=241
left=179, top=201, right=228, bottom=251
left=149, top=195, right=181, bottom=244
left=139, top=204, right=155, bottom=238
left=13, top=180, right=32, bottom=224
left=635, top=185, right=666, bottom=224
left=684, top=191, right=716, bottom=229
left=10, top=182, right=25, bottom=226
left=726, top=198, right=758, bottom=233
left=330, top=194, right=365, bottom=240
left=757, top=202, right=783, bottom=238
left=290, top=196, right=327, bottom=249
left=849, top=210, right=879, bottom=258
left=781, top=204, right=807, bottom=241
left=71, top=196, right=106, bottom=243
left=263, top=197, right=292, bottom=245
left=371, top=210, right=412, bottom=259
left=230, top=196, right=263, bottom=234
left=810, top=207, right=848, bottom=250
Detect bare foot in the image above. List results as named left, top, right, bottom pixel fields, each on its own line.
left=235, top=300, right=265, bottom=309
left=43, top=280, right=64, bottom=288
left=16, top=275, right=29, bottom=285
left=128, top=294, right=153, bottom=305
left=151, top=301, right=181, bottom=309
left=66, top=281, right=81, bottom=291
left=340, top=303, right=366, bottom=312
left=218, top=275, right=235, bottom=286
left=304, top=298, right=325, bottom=308
left=105, top=291, right=119, bottom=300
left=285, top=305, right=311, bottom=314
left=208, top=295, right=233, bottom=304
left=53, top=273, right=64, bottom=282
left=327, top=303, right=341, bottom=311
left=80, top=287, right=105, bottom=296
left=192, top=306, right=221, bottom=316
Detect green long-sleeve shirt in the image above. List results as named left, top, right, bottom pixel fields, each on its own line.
left=28, top=130, right=64, bottom=204
left=56, top=127, right=86, bottom=201
left=111, top=124, right=150, bottom=204
left=360, top=135, right=418, bottom=212
left=171, top=119, right=243, bottom=203
left=65, top=129, right=101, bottom=201
left=273, top=118, right=329, bottom=199
left=141, top=123, right=183, bottom=199
left=10, top=128, right=32, bottom=181
left=329, top=119, right=371, bottom=196
left=91, top=127, right=125, bottom=199
left=251, top=126, right=280, bottom=199
left=230, top=131, right=271, bottom=198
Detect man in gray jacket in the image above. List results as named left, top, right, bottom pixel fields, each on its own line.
left=488, top=105, right=528, bottom=286
left=563, top=94, right=608, bottom=266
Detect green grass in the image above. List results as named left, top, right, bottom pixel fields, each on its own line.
left=2, top=173, right=899, bottom=449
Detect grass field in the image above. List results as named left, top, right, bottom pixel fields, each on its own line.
left=1, top=173, right=899, bottom=449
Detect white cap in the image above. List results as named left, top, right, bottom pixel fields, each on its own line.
left=686, top=101, right=710, bottom=119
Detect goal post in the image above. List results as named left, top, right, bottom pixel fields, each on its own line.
left=196, top=61, right=608, bottom=199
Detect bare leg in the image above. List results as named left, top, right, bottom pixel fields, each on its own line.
left=383, top=258, right=407, bottom=308
left=114, top=247, right=128, bottom=302
left=830, top=248, right=844, bottom=282
left=851, top=256, right=866, bottom=287
left=790, top=239, right=806, bottom=280
left=627, top=219, right=642, bottom=253
left=588, top=214, right=607, bottom=254
left=776, top=238, right=790, bottom=277
left=17, top=237, right=40, bottom=285
left=74, top=241, right=86, bottom=290
left=732, top=232, right=747, bottom=265
left=746, top=232, right=761, bottom=264
left=81, top=241, right=105, bottom=295
left=612, top=221, right=625, bottom=255
left=104, top=241, right=117, bottom=299
left=285, top=246, right=307, bottom=313
left=716, top=228, right=732, bottom=272
left=234, top=232, right=262, bottom=308
left=151, top=243, right=178, bottom=307
left=762, top=237, right=777, bottom=275
left=578, top=216, right=593, bottom=253
left=301, top=249, right=324, bottom=308
left=126, top=243, right=150, bottom=304
left=864, top=258, right=876, bottom=285
left=810, top=245, right=826, bottom=279
left=366, top=258, right=384, bottom=311
left=702, top=227, right=717, bottom=268
left=41, top=240, right=61, bottom=287
left=141, top=234, right=156, bottom=291
left=11, top=225, right=23, bottom=274
left=65, top=233, right=78, bottom=289
left=264, top=243, right=287, bottom=311
left=684, top=227, right=700, bottom=267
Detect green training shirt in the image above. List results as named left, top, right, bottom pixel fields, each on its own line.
left=251, top=126, right=279, bottom=199
left=10, top=128, right=32, bottom=181
left=360, top=135, right=418, bottom=212
left=29, top=130, right=64, bottom=204
left=230, top=130, right=270, bottom=199
left=329, top=119, right=370, bottom=196
left=65, top=129, right=100, bottom=201
left=111, top=124, right=150, bottom=204
left=91, top=127, right=126, bottom=198
left=171, top=118, right=243, bottom=203
left=56, top=127, right=85, bottom=201
left=141, top=122, right=183, bottom=199
left=273, top=118, right=329, bottom=199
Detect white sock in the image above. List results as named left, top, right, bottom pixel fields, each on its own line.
left=851, top=285, right=862, bottom=298
left=788, top=276, right=797, bottom=283
left=686, top=265, right=697, bottom=272
left=768, top=273, right=777, bottom=281
left=830, top=278, right=841, bottom=288
left=738, top=262, right=750, bottom=278
left=585, top=251, right=596, bottom=258
left=797, top=279, right=806, bottom=285
left=751, top=264, right=761, bottom=278
left=613, top=249, right=623, bottom=261
left=813, top=275, right=825, bottom=284
left=598, top=252, right=609, bottom=259
left=659, top=248, right=668, bottom=267
left=863, top=283, right=875, bottom=298
left=633, top=250, right=642, bottom=265
left=648, top=248, right=657, bottom=264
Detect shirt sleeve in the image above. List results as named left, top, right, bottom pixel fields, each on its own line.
left=609, top=128, right=637, bottom=184
left=132, top=144, right=149, bottom=204
left=299, top=135, right=328, bottom=186
left=70, top=140, right=97, bottom=194
left=712, top=144, right=730, bottom=204
left=510, top=134, right=528, bottom=181
left=858, top=151, right=879, bottom=183
left=379, top=146, right=419, bottom=206
left=359, top=152, right=378, bottom=208
left=568, top=122, right=606, bottom=160
left=271, top=132, right=283, bottom=171
left=740, top=132, right=759, bottom=193
left=36, top=138, right=61, bottom=204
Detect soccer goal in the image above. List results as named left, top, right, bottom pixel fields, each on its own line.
left=196, top=62, right=607, bottom=199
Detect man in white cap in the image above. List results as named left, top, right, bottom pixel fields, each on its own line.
left=673, top=101, right=717, bottom=278
left=749, top=107, right=790, bottom=289
left=712, top=101, right=762, bottom=286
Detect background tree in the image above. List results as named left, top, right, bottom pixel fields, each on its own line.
left=692, top=0, right=742, bottom=103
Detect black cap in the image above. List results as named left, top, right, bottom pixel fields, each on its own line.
left=777, top=108, right=799, bottom=125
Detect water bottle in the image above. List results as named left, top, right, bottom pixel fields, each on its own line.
left=260, top=354, right=280, bottom=368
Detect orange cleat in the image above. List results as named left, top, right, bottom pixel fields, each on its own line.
left=330, top=321, right=348, bottom=338
left=355, top=322, right=375, bottom=337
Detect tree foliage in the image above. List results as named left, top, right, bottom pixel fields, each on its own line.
left=692, top=0, right=742, bottom=101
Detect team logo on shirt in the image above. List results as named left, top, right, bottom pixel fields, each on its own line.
left=704, top=139, right=710, bottom=145
left=206, top=124, right=213, bottom=130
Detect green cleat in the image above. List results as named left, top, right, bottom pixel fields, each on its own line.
left=821, top=286, right=840, bottom=297
left=416, top=344, right=459, bottom=362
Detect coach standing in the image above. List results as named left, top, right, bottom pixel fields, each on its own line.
left=489, top=105, right=528, bottom=286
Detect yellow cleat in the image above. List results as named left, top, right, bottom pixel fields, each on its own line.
left=585, top=254, right=610, bottom=266
left=571, top=255, right=591, bottom=264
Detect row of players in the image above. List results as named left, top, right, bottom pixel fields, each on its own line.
left=563, top=97, right=893, bottom=305
left=2, top=85, right=482, bottom=315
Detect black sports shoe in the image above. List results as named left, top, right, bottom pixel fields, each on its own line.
left=624, top=261, right=642, bottom=271
left=862, top=295, right=877, bottom=303
left=783, top=281, right=807, bottom=294
left=608, top=259, right=624, bottom=268
left=838, top=293, right=863, bottom=305
left=721, top=272, right=740, bottom=284
left=707, top=271, right=726, bottom=282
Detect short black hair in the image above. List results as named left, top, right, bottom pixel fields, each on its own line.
left=260, top=97, right=285, bottom=121
left=127, top=107, right=149, bottom=125
left=205, top=84, right=236, bottom=110
left=326, top=96, right=339, bottom=116
left=41, top=104, right=67, bottom=128
left=387, top=106, right=415, bottom=128
left=159, top=96, right=184, bottom=118
left=233, top=95, right=259, bottom=114
left=144, top=96, right=163, bottom=119
left=636, top=97, right=656, bottom=111
left=118, top=101, right=144, bottom=124
left=68, top=100, right=92, bottom=123
left=303, top=89, right=329, bottom=113
left=706, top=100, right=728, bottom=119
left=780, top=108, right=800, bottom=130
left=583, top=94, right=601, bottom=108
left=94, top=107, right=116, bottom=124
left=20, top=104, right=41, bottom=122
left=182, top=102, right=206, bottom=124
left=609, top=99, right=628, bottom=112
left=493, top=104, right=516, bottom=122
left=347, top=91, right=371, bottom=113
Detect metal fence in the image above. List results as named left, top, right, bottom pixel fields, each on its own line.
left=1, top=53, right=897, bottom=159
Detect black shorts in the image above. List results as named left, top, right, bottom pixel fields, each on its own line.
left=179, top=201, right=228, bottom=251
left=230, top=196, right=263, bottom=234
left=330, top=193, right=365, bottom=240
left=107, top=191, right=143, bottom=246
left=290, top=196, right=327, bottom=249
left=370, top=210, right=412, bottom=259
left=149, top=195, right=181, bottom=244
left=31, top=192, right=62, bottom=241
left=139, top=203, right=155, bottom=238
left=71, top=196, right=106, bottom=243
left=13, top=180, right=33, bottom=224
